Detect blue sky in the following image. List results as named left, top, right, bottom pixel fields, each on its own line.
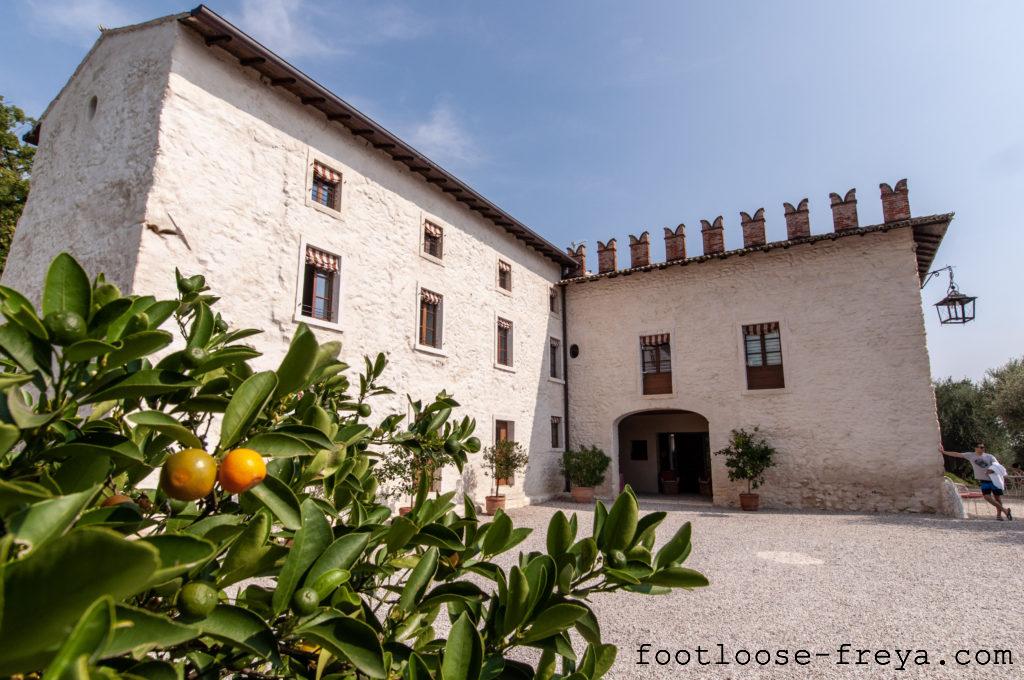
left=1, top=1, right=1020, bottom=381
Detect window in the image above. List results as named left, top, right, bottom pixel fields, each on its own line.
left=549, top=338, right=562, bottom=379
left=301, top=246, right=340, bottom=322
left=497, top=260, right=512, bottom=291
left=630, top=440, right=648, bottom=461
left=549, top=288, right=560, bottom=314
left=419, top=289, right=443, bottom=348
left=744, top=322, right=785, bottom=389
left=495, top=420, right=513, bottom=443
left=311, top=162, right=341, bottom=210
left=640, top=334, right=672, bottom=395
left=423, top=221, right=443, bottom=260
left=551, top=416, right=562, bottom=449
left=496, top=318, right=513, bottom=366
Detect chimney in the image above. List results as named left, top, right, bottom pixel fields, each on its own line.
left=664, top=224, right=687, bottom=261
left=880, top=179, right=910, bottom=222
left=783, top=198, right=810, bottom=239
left=597, top=239, right=617, bottom=273
left=700, top=217, right=725, bottom=255
left=566, top=244, right=586, bottom=274
left=740, top=208, right=766, bottom=247
left=829, top=188, right=858, bottom=231
left=628, top=231, right=650, bottom=268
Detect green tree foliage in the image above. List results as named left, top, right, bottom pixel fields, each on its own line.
left=560, top=446, right=610, bottom=489
left=714, top=427, right=776, bottom=494
left=0, top=253, right=708, bottom=678
left=984, top=358, right=1024, bottom=456
left=482, top=440, right=529, bottom=496
left=0, top=96, right=35, bottom=273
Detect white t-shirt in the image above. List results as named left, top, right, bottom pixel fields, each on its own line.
left=960, top=452, right=997, bottom=481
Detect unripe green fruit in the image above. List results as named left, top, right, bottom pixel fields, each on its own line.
left=291, top=587, right=319, bottom=616
left=182, top=346, right=208, bottom=368
left=444, top=437, right=462, bottom=455
left=464, top=436, right=481, bottom=453
left=93, top=282, right=122, bottom=308
left=178, top=581, right=218, bottom=618
left=43, top=311, right=87, bottom=345
left=357, top=403, right=371, bottom=417
left=607, top=549, right=627, bottom=569
left=123, top=312, right=150, bottom=336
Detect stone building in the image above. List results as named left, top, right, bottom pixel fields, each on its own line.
left=4, top=7, right=952, bottom=513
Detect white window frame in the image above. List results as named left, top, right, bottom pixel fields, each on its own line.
left=293, top=237, right=344, bottom=332
left=418, top=211, right=446, bottom=266
left=548, top=336, right=565, bottom=384
left=304, top=150, right=344, bottom=220
left=414, top=283, right=447, bottom=357
left=494, top=312, right=515, bottom=372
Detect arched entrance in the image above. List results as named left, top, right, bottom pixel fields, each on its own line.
left=616, top=410, right=712, bottom=498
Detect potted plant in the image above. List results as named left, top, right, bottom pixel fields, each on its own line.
left=482, top=439, right=529, bottom=514
left=560, top=445, right=610, bottom=503
left=714, top=426, right=776, bottom=511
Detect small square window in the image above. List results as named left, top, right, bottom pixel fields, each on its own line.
left=423, top=221, right=443, bottom=260
left=496, top=318, right=513, bottom=366
left=311, top=162, right=341, bottom=211
left=551, top=416, right=562, bottom=449
left=549, top=338, right=562, bottom=379
left=498, top=260, right=512, bottom=291
left=301, top=246, right=340, bottom=322
left=419, top=289, right=443, bottom=349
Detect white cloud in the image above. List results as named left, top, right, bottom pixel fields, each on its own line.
left=237, top=0, right=338, bottom=59
left=25, top=0, right=143, bottom=46
left=407, top=102, right=483, bottom=170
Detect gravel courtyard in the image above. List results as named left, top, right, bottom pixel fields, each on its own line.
left=502, top=497, right=1024, bottom=679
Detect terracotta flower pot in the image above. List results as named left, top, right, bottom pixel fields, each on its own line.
left=739, top=493, right=760, bottom=511
left=570, top=486, right=594, bottom=504
left=485, top=495, right=506, bottom=515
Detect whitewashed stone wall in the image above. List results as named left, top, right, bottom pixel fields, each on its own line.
left=6, top=21, right=568, bottom=507
left=564, top=229, right=945, bottom=513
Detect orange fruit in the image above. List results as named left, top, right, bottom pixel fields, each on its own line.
left=160, top=448, right=217, bottom=501
left=101, top=494, right=134, bottom=507
left=218, top=448, right=267, bottom=494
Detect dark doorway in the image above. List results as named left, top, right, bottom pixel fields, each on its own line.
left=656, top=432, right=711, bottom=496
left=617, top=410, right=711, bottom=498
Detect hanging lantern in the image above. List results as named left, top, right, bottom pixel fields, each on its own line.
left=923, top=266, right=977, bottom=325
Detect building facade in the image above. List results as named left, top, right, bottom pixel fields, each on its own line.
left=3, top=8, right=951, bottom=513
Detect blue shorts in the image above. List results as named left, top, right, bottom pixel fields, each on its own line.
left=980, top=481, right=1004, bottom=496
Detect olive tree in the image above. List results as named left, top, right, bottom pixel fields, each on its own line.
left=0, top=253, right=707, bottom=679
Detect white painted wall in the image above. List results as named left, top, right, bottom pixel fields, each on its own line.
left=564, top=229, right=945, bottom=513
left=127, top=24, right=567, bottom=506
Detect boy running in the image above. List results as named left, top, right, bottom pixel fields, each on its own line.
left=940, top=443, right=1013, bottom=520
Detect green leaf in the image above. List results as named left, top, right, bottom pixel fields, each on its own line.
left=385, top=515, right=419, bottom=553
left=45, top=596, right=114, bottom=680
left=219, top=510, right=271, bottom=586
left=274, top=323, right=319, bottom=400
left=140, top=534, right=217, bottom=584
left=196, top=604, right=280, bottom=665
left=6, top=486, right=100, bottom=552
left=186, top=304, right=214, bottom=350
left=646, top=567, right=709, bottom=589
left=64, top=339, right=117, bottom=362
left=245, top=474, right=301, bottom=530
left=0, top=322, right=45, bottom=373
left=502, top=566, right=530, bottom=633
left=128, top=411, right=202, bottom=448
left=302, top=617, right=386, bottom=679
left=5, top=303, right=48, bottom=341
left=82, top=370, right=199, bottom=404
left=519, top=603, right=588, bottom=644
left=243, top=432, right=315, bottom=457
left=5, top=386, right=55, bottom=428
left=0, top=423, right=18, bottom=456
left=105, top=331, right=174, bottom=368
left=335, top=423, right=372, bottom=447
left=0, top=528, right=160, bottom=674
left=105, top=605, right=199, bottom=657
left=440, top=612, right=483, bottom=680
left=272, top=499, right=332, bottom=615
left=43, top=252, right=91, bottom=318
left=546, top=511, right=575, bottom=556
left=306, top=532, right=370, bottom=586
left=0, top=478, right=53, bottom=515
left=481, top=510, right=512, bottom=556
left=602, top=489, right=638, bottom=552
left=654, top=521, right=692, bottom=570
left=126, top=660, right=181, bottom=680
left=399, top=546, right=439, bottom=612
left=220, top=371, right=277, bottom=449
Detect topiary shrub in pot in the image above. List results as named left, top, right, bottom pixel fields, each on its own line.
left=561, top=445, right=611, bottom=503
left=482, top=439, right=529, bottom=514
left=714, top=426, right=777, bottom=510
left=0, top=252, right=709, bottom=679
